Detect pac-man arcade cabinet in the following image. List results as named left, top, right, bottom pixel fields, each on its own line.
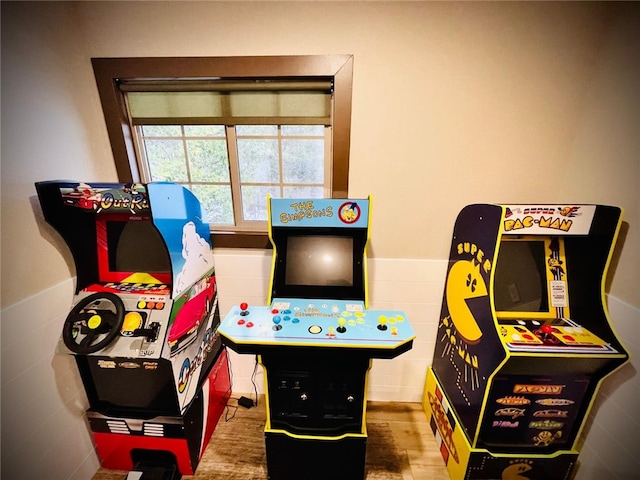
left=218, top=197, right=416, bottom=480
left=423, top=204, right=629, bottom=480
left=35, top=181, right=231, bottom=479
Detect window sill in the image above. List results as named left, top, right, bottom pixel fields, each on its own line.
left=211, top=231, right=273, bottom=249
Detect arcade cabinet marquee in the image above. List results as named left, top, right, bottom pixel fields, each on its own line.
left=35, top=181, right=231, bottom=479
left=217, top=196, right=416, bottom=480
left=423, top=204, right=629, bottom=480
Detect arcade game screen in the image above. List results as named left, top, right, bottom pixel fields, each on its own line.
left=285, top=235, right=354, bottom=287
left=493, top=239, right=549, bottom=314
left=99, top=217, right=171, bottom=283
left=272, top=227, right=366, bottom=301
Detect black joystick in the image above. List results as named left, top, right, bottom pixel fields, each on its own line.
left=337, top=318, right=347, bottom=333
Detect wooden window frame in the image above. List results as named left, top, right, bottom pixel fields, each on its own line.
left=92, top=55, right=353, bottom=248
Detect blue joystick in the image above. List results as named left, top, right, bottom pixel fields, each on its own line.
left=272, top=315, right=283, bottom=331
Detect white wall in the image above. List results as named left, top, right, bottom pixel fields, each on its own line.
left=2, top=1, right=639, bottom=309
left=1, top=2, right=638, bottom=480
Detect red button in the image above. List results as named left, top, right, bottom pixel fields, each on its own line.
left=237, top=319, right=245, bottom=325
left=246, top=322, right=254, bottom=328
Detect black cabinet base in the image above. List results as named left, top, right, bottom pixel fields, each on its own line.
left=265, top=432, right=366, bottom=480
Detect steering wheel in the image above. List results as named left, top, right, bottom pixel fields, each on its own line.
left=63, top=292, right=125, bottom=354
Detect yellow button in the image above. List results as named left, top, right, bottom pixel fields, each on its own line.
left=122, top=311, right=143, bottom=334
left=87, top=314, right=102, bottom=330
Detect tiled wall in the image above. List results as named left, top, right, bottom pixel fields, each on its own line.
left=1, top=254, right=637, bottom=479
left=574, top=297, right=640, bottom=479
left=1, top=279, right=101, bottom=480
left=213, top=252, right=448, bottom=403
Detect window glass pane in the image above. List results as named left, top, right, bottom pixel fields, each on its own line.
left=282, top=125, right=324, bottom=136
left=191, top=184, right=234, bottom=225
left=241, top=186, right=280, bottom=221
left=283, top=186, right=324, bottom=198
left=237, top=139, right=280, bottom=183
left=282, top=139, right=324, bottom=184
left=142, top=125, right=182, bottom=137
left=236, top=125, right=277, bottom=136
left=184, top=125, right=225, bottom=137
left=144, top=139, right=188, bottom=182
left=186, top=139, right=230, bottom=182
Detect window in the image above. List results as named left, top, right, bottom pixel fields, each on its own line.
left=92, top=56, right=353, bottom=248
left=134, top=123, right=327, bottom=231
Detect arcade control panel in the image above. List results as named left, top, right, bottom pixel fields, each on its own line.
left=59, top=285, right=171, bottom=359
left=498, top=317, right=620, bottom=354
left=218, top=299, right=415, bottom=358
left=59, top=280, right=217, bottom=360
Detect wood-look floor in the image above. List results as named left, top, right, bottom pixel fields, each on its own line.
left=91, top=397, right=450, bottom=480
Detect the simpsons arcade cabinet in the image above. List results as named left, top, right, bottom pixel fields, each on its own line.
left=217, top=197, right=416, bottom=480
left=423, top=204, right=629, bottom=480
left=35, top=181, right=231, bottom=480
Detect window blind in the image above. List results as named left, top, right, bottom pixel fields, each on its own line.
left=121, top=79, right=333, bottom=126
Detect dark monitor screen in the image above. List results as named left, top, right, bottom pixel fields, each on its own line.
left=285, top=235, right=354, bottom=287
left=493, top=239, right=550, bottom=314
left=103, top=220, right=171, bottom=280
left=271, top=227, right=366, bottom=301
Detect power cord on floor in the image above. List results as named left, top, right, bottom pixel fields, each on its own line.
left=223, top=349, right=237, bottom=422
left=223, top=354, right=260, bottom=421
left=224, top=403, right=238, bottom=422
left=250, top=355, right=259, bottom=407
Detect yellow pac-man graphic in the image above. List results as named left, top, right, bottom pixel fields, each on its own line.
left=445, top=260, right=487, bottom=344
left=502, top=461, right=532, bottom=480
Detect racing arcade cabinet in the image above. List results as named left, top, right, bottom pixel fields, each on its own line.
left=423, top=204, right=629, bottom=480
left=218, top=197, right=416, bottom=480
left=35, top=181, right=231, bottom=480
